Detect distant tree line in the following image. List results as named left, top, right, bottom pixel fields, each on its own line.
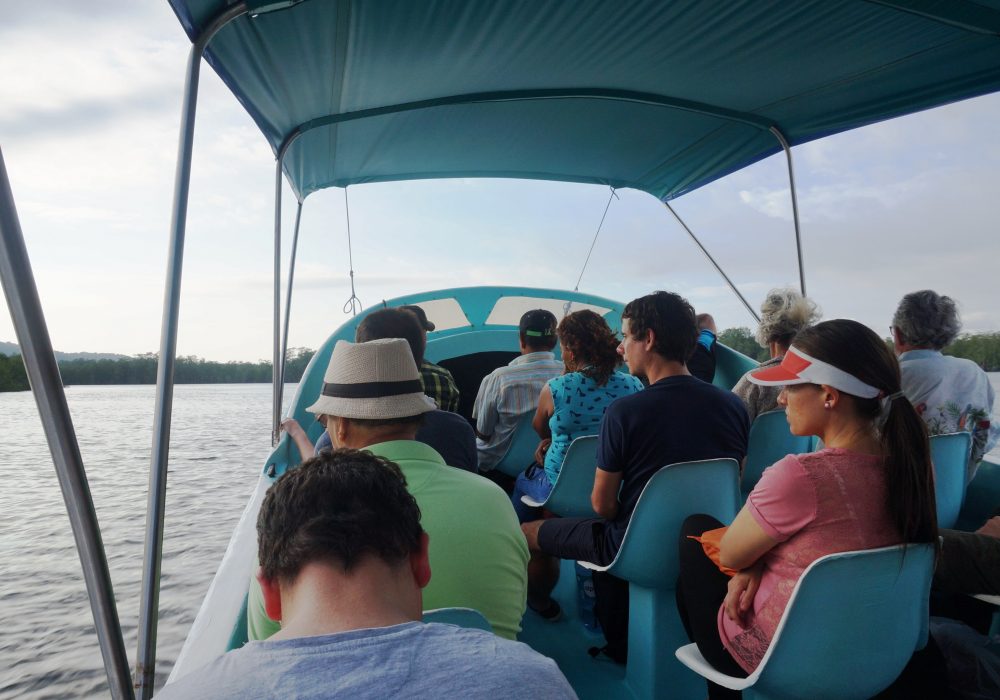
left=943, top=333, right=1000, bottom=371
left=719, top=327, right=1000, bottom=371
left=0, top=348, right=315, bottom=392
left=4, top=331, right=1000, bottom=394
left=0, top=353, right=29, bottom=392
left=717, top=328, right=771, bottom=363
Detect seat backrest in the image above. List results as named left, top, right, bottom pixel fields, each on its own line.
left=752, top=543, right=935, bottom=700
left=608, top=458, right=741, bottom=588
left=544, top=435, right=599, bottom=518
left=492, top=410, right=538, bottom=478
left=957, top=457, right=1000, bottom=530
left=713, top=342, right=759, bottom=391
left=422, top=607, right=493, bottom=632
left=929, top=431, right=972, bottom=529
left=741, top=409, right=813, bottom=499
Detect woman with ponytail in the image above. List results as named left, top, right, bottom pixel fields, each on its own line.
left=677, top=320, right=939, bottom=699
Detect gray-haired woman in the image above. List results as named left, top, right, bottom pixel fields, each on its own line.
left=732, top=288, right=821, bottom=424
left=892, top=290, right=998, bottom=483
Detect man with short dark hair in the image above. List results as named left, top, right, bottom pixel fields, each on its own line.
left=473, top=309, right=564, bottom=471
left=401, top=304, right=462, bottom=413
left=522, top=291, right=748, bottom=660
left=159, top=450, right=573, bottom=699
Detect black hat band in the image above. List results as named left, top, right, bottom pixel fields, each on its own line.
left=322, top=379, right=423, bottom=399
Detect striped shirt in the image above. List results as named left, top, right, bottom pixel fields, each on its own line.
left=421, top=360, right=460, bottom=413
left=473, top=351, right=564, bottom=470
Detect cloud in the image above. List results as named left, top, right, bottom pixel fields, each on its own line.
left=2, top=6, right=999, bottom=361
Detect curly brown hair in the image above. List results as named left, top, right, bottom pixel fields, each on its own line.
left=557, top=310, right=621, bottom=386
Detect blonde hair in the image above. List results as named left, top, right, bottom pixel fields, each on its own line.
left=755, top=288, right=821, bottom=348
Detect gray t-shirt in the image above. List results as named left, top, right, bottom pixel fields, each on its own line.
left=158, top=622, right=576, bottom=699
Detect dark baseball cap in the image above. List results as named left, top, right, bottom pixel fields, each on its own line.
left=401, top=304, right=435, bottom=332
left=519, top=309, right=557, bottom=338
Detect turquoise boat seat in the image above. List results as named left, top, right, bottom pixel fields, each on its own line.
left=713, top=343, right=758, bottom=391
left=492, top=411, right=538, bottom=479
left=741, top=410, right=814, bottom=502
left=226, top=592, right=250, bottom=651
left=422, top=607, right=493, bottom=632
left=956, top=458, right=1000, bottom=531
left=676, top=542, right=935, bottom=700
left=579, top=458, right=741, bottom=700
left=521, top=435, right=599, bottom=518
left=929, top=432, right=972, bottom=530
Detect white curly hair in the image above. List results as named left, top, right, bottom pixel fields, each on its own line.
left=755, top=288, right=821, bottom=348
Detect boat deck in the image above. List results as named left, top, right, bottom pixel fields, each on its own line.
left=519, top=559, right=631, bottom=700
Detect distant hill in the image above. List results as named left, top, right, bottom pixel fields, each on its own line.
left=0, top=340, right=127, bottom=362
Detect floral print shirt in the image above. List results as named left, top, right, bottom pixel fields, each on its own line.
left=899, top=349, right=998, bottom=483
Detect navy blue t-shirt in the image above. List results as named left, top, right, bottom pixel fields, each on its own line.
left=597, top=374, right=749, bottom=551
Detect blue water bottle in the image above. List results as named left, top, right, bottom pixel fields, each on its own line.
left=575, top=562, right=601, bottom=632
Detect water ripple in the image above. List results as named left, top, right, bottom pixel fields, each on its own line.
left=0, top=384, right=290, bottom=698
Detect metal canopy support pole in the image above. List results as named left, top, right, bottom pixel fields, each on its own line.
left=271, top=162, right=282, bottom=445
left=663, top=202, right=761, bottom=324
left=277, top=200, right=303, bottom=418
left=135, top=5, right=247, bottom=698
left=769, top=126, right=806, bottom=297
left=0, top=153, right=134, bottom=699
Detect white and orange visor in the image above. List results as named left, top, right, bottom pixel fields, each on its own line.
left=747, top=346, right=881, bottom=399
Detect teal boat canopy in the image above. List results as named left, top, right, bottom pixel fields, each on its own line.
left=167, top=0, right=1000, bottom=203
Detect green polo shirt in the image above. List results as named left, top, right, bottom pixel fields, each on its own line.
left=247, top=440, right=528, bottom=640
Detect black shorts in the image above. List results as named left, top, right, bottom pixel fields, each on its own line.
left=537, top=517, right=617, bottom=566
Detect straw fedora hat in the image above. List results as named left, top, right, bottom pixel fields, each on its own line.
left=306, top=338, right=436, bottom=419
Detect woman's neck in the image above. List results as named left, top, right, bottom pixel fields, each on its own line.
left=820, top=420, right=881, bottom=455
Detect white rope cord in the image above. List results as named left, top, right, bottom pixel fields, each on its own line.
left=573, top=186, right=618, bottom=292
left=565, top=186, right=618, bottom=316
left=341, top=187, right=362, bottom=316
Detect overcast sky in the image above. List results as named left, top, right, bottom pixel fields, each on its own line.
left=1, top=2, right=999, bottom=361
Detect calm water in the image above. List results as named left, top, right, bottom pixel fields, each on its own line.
left=1, top=377, right=999, bottom=698
left=0, top=384, right=289, bottom=699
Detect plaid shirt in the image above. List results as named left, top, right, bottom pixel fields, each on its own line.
left=472, top=351, right=564, bottom=470
left=421, top=360, right=460, bottom=413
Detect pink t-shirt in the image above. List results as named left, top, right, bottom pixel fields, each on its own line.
left=718, top=448, right=900, bottom=673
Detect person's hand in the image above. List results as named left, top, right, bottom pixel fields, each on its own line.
left=534, top=438, right=552, bottom=466
left=976, top=515, right=1000, bottom=539
left=724, top=561, right=764, bottom=625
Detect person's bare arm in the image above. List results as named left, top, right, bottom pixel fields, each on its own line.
left=533, top=385, right=554, bottom=439
left=719, top=505, right=778, bottom=571
left=281, top=418, right=315, bottom=460
left=977, top=515, right=1000, bottom=539
left=591, top=468, right=623, bottom=519
left=534, top=438, right=552, bottom=466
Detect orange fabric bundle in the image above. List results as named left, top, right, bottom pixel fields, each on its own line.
left=688, top=526, right=738, bottom=577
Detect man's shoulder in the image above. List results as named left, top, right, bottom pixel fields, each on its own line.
left=615, top=377, right=747, bottom=429
left=426, top=409, right=474, bottom=434
left=667, top=375, right=746, bottom=408
left=902, top=352, right=988, bottom=386
left=604, top=384, right=647, bottom=414
left=430, top=463, right=510, bottom=501
left=424, top=360, right=455, bottom=378
left=416, top=625, right=574, bottom=697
